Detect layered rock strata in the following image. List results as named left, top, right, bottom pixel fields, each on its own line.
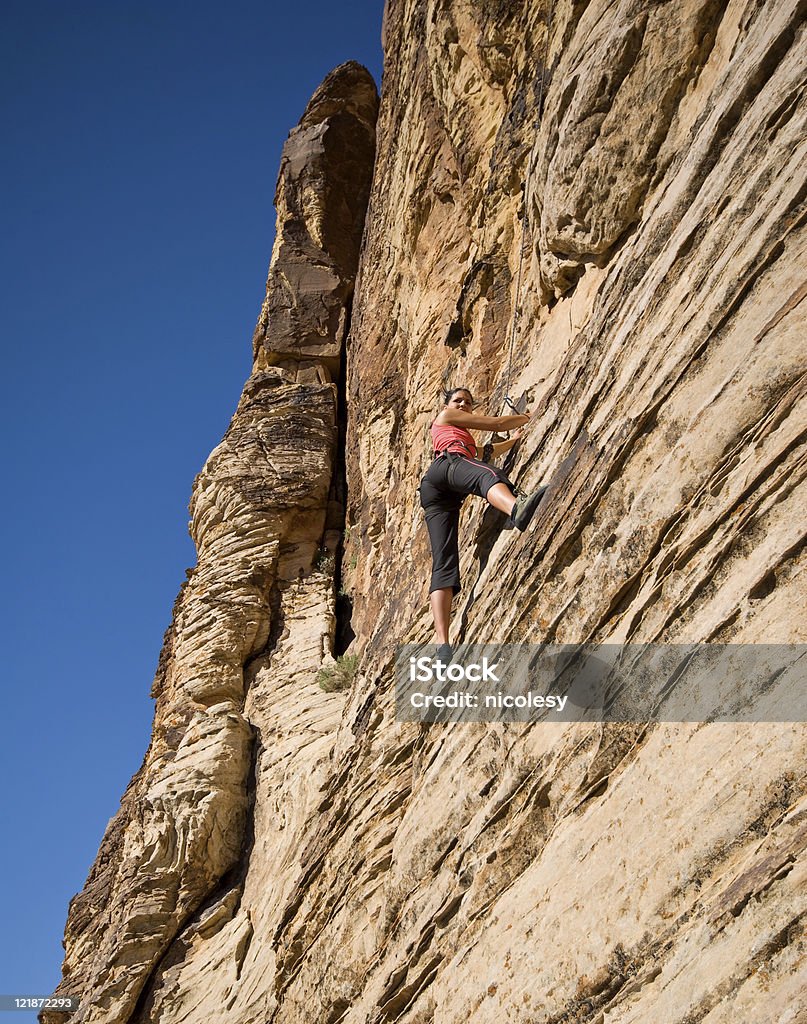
left=48, top=2, right=807, bottom=1023
left=43, top=61, right=378, bottom=1024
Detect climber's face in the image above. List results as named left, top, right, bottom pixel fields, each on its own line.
left=447, top=390, right=474, bottom=411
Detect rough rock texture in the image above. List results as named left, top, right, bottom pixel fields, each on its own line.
left=47, top=3, right=806, bottom=1023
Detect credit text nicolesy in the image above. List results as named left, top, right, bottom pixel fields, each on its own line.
left=408, top=691, right=568, bottom=711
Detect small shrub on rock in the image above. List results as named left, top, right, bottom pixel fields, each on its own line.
left=316, top=653, right=359, bottom=692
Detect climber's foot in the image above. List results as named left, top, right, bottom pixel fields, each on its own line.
left=511, top=485, right=548, bottom=531
left=435, top=643, right=454, bottom=662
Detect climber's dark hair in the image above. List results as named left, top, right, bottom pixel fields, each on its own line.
left=443, top=386, right=474, bottom=405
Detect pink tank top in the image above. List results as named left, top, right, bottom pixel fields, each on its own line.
left=431, top=421, right=476, bottom=458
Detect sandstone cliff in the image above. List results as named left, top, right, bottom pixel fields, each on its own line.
left=47, top=2, right=806, bottom=1023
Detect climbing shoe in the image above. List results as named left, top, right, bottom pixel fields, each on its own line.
left=435, top=643, right=454, bottom=663
left=510, top=485, right=548, bottom=531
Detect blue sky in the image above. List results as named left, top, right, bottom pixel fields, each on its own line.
left=0, top=1, right=383, bottom=1009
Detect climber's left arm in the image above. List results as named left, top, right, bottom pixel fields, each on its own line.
left=477, top=428, right=524, bottom=460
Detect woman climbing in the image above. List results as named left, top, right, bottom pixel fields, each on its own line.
left=419, top=386, right=547, bottom=648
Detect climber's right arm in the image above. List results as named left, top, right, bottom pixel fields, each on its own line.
left=438, top=409, right=530, bottom=431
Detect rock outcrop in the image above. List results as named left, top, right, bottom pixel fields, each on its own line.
left=43, top=61, right=378, bottom=1024
left=47, top=3, right=806, bottom=1023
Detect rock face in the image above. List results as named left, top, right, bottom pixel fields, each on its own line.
left=47, top=4, right=806, bottom=1024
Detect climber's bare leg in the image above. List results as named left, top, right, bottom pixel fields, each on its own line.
left=430, top=588, right=453, bottom=644
left=486, top=482, right=516, bottom=516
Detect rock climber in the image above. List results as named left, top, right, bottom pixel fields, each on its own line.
left=419, top=386, right=547, bottom=649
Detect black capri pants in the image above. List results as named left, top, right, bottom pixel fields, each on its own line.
left=419, top=451, right=516, bottom=594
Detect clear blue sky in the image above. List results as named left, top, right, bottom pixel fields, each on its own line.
left=0, top=1, right=383, bottom=1011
